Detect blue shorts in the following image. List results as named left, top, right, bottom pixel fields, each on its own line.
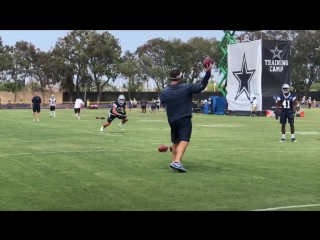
left=169, top=117, right=192, bottom=144
left=280, top=112, right=294, bottom=124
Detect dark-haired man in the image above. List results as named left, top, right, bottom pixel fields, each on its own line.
left=141, top=98, right=147, bottom=113
left=160, top=63, right=213, bottom=172
left=31, top=92, right=42, bottom=121
left=74, top=96, right=84, bottom=119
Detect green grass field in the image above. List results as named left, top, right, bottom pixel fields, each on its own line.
left=1, top=108, right=320, bottom=211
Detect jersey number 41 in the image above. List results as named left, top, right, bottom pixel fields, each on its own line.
left=282, top=100, right=290, bottom=109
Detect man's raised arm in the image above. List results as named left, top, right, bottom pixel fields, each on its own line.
left=189, top=64, right=212, bottom=94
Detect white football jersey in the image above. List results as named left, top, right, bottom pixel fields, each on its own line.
left=74, top=99, right=84, bottom=108
left=252, top=99, right=257, bottom=106
left=49, top=98, right=56, bottom=106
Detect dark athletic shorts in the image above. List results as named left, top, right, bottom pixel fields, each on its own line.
left=169, top=117, right=192, bottom=144
left=50, top=106, right=55, bottom=111
left=74, top=108, right=80, bottom=113
left=33, top=106, right=40, bottom=113
left=107, top=114, right=126, bottom=123
left=280, top=112, right=294, bottom=124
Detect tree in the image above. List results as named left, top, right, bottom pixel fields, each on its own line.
left=119, top=51, right=144, bottom=99
left=6, top=41, right=36, bottom=101
left=84, top=30, right=122, bottom=102
left=184, top=37, right=222, bottom=83
left=291, top=31, right=320, bottom=98
left=53, top=56, right=75, bottom=103
left=136, top=38, right=170, bottom=91
left=0, top=37, right=12, bottom=82
left=162, top=38, right=193, bottom=85
left=53, top=30, right=89, bottom=95
left=25, top=80, right=42, bottom=91
left=32, top=50, right=59, bottom=101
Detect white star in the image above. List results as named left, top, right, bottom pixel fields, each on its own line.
left=270, top=45, right=283, bottom=59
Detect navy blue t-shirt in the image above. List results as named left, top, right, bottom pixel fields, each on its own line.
left=160, top=71, right=211, bottom=124
left=32, top=96, right=42, bottom=106
left=276, top=93, right=296, bottom=113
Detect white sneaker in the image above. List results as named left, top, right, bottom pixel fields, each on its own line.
left=100, top=126, right=104, bottom=133
left=118, top=123, right=124, bottom=130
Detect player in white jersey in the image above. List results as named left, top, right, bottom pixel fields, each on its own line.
left=307, top=97, right=312, bottom=109
left=301, top=96, right=305, bottom=107
left=251, top=97, right=257, bottom=117
left=49, top=95, right=56, bottom=117
left=74, top=97, right=84, bottom=119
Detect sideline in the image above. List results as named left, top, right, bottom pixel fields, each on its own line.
left=252, top=204, right=320, bottom=211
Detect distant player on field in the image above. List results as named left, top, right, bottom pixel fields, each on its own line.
left=150, top=99, right=156, bottom=113
left=100, top=94, right=129, bottom=133
left=31, top=92, right=42, bottom=122
left=74, top=96, right=84, bottom=119
left=307, top=97, right=312, bottom=109
left=275, top=84, right=297, bottom=142
left=141, top=98, right=147, bottom=113
left=251, top=97, right=257, bottom=117
left=49, top=95, right=56, bottom=117
left=301, top=96, right=305, bottom=107
left=155, top=97, right=160, bottom=112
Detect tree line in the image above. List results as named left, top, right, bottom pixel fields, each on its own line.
left=0, top=30, right=320, bottom=102
left=0, top=30, right=222, bottom=101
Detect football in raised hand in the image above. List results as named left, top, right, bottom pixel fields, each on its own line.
left=203, top=57, right=213, bottom=67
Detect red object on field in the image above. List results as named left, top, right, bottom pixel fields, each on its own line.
left=88, top=104, right=98, bottom=109
left=158, top=145, right=168, bottom=152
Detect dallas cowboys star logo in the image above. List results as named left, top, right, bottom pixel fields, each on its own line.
left=270, top=45, right=283, bottom=59
left=233, top=53, right=255, bottom=101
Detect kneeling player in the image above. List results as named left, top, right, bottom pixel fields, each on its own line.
left=100, top=94, right=129, bottom=133
left=275, top=84, right=297, bottom=142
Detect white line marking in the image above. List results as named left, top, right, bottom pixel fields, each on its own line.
left=2, top=148, right=320, bottom=157
left=196, top=124, right=243, bottom=127
left=252, top=204, right=320, bottom=211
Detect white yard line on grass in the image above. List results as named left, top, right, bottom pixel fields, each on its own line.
left=252, top=204, right=320, bottom=211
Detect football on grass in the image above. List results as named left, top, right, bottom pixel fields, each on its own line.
left=158, top=145, right=168, bottom=152
left=96, top=116, right=99, bottom=119
left=203, top=57, right=213, bottom=67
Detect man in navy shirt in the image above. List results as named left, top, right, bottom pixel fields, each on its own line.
left=275, top=84, right=297, bottom=142
left=31, top=92, right=42, bottom=121
left=160, top=63, right=212, bottom=172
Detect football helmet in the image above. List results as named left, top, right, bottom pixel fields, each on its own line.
left=282, top=84, right=290, bottom=93
left=118, top=94, right=125, bottom=105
